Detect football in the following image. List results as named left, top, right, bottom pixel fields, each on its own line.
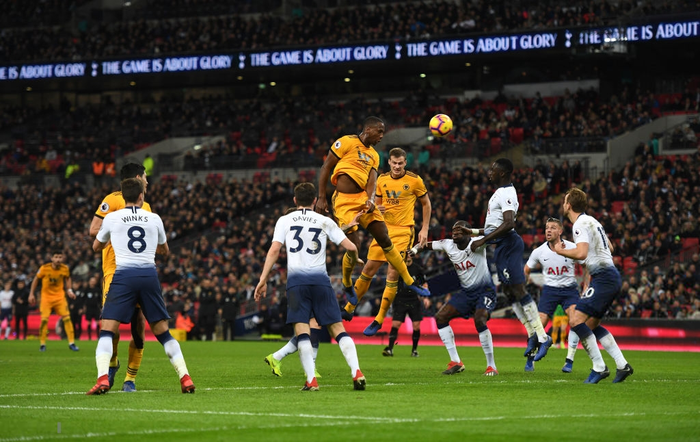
left=429, top=113, right=453, bottom=137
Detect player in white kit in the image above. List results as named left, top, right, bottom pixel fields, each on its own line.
left=87, top=178, right=195, bottom=395
left=468, top=159, right=552, bottom=362
left=554, top=188, right=633, bottom=384
left=524, top=218, right=581, bottom=373
left=255, top=182, right=366, bottom=391
left=411, top=221, right=498, bottom=376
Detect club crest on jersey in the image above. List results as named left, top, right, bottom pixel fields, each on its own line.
left=100, top=202, right=110, bottom=212
left=403, top=184, right=410, bottom=190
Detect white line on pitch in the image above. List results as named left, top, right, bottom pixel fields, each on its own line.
left=1, top=377, right=698, bottom=398
left=0, top=405, right=406, bottom=422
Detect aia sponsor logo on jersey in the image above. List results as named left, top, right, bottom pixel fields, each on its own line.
left=547, top=266, right=570, bottom=276
left=454, top=260, right=475, bottom=271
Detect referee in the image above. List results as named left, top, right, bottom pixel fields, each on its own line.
left=382, top=255, right=427, bottom=357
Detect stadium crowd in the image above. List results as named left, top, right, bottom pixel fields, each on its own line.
left=1, top=0, right=695, bottom=63
left=1, top=143, right=699, bottom=341
left=3, top=84, right=698, bottom=178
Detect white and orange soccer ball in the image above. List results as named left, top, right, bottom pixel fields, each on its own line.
left=429, top=113, right=453, bottom=137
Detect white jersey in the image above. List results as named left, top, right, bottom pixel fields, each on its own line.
left=0, top=289, right=13, bottom=309
left=526, top=240, right=579, bottom=287
left=431, top=237, right=492, bottom=289
left=272, top=208, right=347, bottom=288
left=96, top=206, right=166, bottom=270
left=572, top=213, right=614, bottom=274
left=485, top=184, right=519, bottom=234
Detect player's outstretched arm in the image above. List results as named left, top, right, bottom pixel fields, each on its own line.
left=340, top=210, right=365, bottom=233
left=409, top=242, right=434, bottom=256
left=255, top=241, right=282, bottom=300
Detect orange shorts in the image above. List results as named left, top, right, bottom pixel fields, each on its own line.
left=553, top=315, right=569, bottom=329
left=40, top=298, right=69, bottom=320
left=332, top=190, right=384, bottom=234
left=367, top=225, right=414, bottom=262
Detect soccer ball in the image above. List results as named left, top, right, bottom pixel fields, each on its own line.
left=429, top=114, right=453, bottom=137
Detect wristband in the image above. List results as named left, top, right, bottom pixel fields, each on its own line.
left=410, top=245, right=420, bottom=255
left=472, top=229, right=480, bottom=235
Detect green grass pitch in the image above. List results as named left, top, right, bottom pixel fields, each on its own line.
left=1, top=340, right=699, bottom=441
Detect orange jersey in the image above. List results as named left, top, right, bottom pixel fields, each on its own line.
left=95, top=191, right=152, bottom=277
left=329, top=135, right=380, bottom=189
left=36, top=263, right=70, bottom=302
left=376, top=171, right=427, bottom=227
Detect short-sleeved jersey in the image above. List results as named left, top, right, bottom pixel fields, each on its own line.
left=329, top=135, right=380, bottom=189
left=272, top=208, right=347, bottom=289
left=485, top=184, right=519, bottom=235
left=526, top=240, right=579, bottom=287
left=431, top=237, right=492, bottom=289
left=375, top=171, right=427, bottom=227
left=97, top=206, right=166, bottom=270
left=36, top=263, right=70, bottom=302
left=572, top=213, right=614, bottom=274
left=95, top=191, right=152, bottom=277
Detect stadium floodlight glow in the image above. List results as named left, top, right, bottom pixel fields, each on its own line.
left=258, top=83, right=266, bottom=89
left=129, top=81, right=135, bottom=86
left=124, top=1, right=131, bottom=6
left=344, top=77, right=351, bottom=82
left=270, top=81, right=276, bottom=86
left=465, top=62, right=471, bottom=67
left=420, top=73, right=426, bottom=78
left=348, top=69, right=354, bottom=74
left=193, top=144, right=202, bottom=151
left=26, top=87, right=31, bottom=91
left=237, top=76, right=243, bottom=80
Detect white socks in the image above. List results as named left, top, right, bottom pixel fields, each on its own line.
left=298, top=338, right=316, bottom=383
left=511, top=302, right=534, bottom=336
left=273, top=337, right=298, bottom=361
left=478, top=329, right=496, bottom=369
left=567, top=330, right=579, bottom=361
left=163, top=339, right=189, bottom=379
left=579, top=333, right=606, bottom=372
left=338, top=335, right=360, bottom=376
left=521, top=300, right=547, bottom=342
left=598, top=332, right=628, bottom=370
left=95, top=335, right=113, bottom=378
left=438, top=325, right=460, bottom=363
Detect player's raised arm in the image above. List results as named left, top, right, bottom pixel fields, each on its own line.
left=255, top=241, right=283, bottom=300
left=316, top=152, right=340, bottom=215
